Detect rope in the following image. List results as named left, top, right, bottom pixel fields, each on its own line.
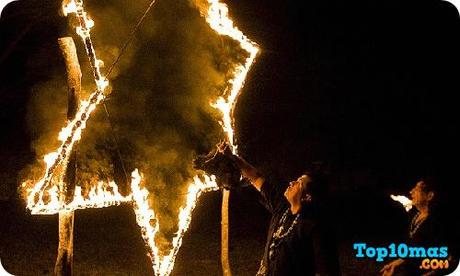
left=101, top=0, right=158, bottom=185
left=103, top=103, right=130, bottom=185
left=105, top=0, right=158, bottom=79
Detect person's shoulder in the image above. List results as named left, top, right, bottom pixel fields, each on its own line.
left=298, top=212, right=317, bottom=233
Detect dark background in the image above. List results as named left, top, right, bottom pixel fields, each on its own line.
left=1, top=0, right=459, bottom=275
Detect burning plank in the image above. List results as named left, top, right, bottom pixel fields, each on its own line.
left=23, top=0, right=110, bottom=214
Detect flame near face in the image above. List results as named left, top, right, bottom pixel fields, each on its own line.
left=22, top=0, right=258, bottom=275
left=390, top=194, right=413, bottom=212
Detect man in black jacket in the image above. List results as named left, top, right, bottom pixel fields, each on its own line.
left=219, top=145, right=341, bottom=276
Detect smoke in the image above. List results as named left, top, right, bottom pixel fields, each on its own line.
left=20, top=74, right=67, bottom=198
left=24, top=0, right=248, bottom=253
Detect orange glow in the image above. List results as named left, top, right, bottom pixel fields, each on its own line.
left=131, top=170, right=218, bottom=276
left=24, top=0, right=258, bottom=275
left=130, top=1, right=259, bottom=274
left=25, top=0, right=109, bottom=214
left=205, top=0, right=259, bottom=154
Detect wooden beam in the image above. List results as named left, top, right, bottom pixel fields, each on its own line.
left=54, top=36, right=81, bottom=276
left=221, top=189, right=232, bottom=276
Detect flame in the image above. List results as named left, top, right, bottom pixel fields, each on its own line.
left=62, top=1, right=77, bottom=16
left=132, top=0, right=259, bottom=275
left=205, top=0, right=260, bottom=154
left=131, top=170, right=218, bottom=276
left=24, top=179, right=132, bottom=215
left=24, top=0, right=110, bottom=214
left=129, top=1, right=258, bottom=275
left=131, top=1, right=259, bottom=275
left=391, top=194, right=413, bottom=212
left=23, top=0, right=258, bottom=275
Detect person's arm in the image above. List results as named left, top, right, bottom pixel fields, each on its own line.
left=230, top=154, right=265, bottom=191
left=219, top=144, right=265, bottom=191
left=219, top=143, right=286, bottom=213
left=380, top=258, right=404, bottom=276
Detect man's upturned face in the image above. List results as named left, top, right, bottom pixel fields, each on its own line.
left=284, top=174, right=311, bottom=206
left=410, top=181, right=433, bottom=209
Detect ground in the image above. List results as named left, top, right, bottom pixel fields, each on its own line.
left=0, top=188, right=393, bottom=276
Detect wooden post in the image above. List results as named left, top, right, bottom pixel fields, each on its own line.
left=54, top=37, right=81, bottom=276
left=221, top=189, right=232, bottom=276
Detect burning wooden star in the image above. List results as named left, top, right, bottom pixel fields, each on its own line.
left=22, top=0, right=259, bottom=275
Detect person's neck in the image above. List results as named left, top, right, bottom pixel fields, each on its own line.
left=418, top=205, right=429, bottom=217
left=290, top=203, right=302, bottom=215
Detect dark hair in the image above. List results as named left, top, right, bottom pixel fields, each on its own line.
left=303, top=168, right=328, bottom=202
left=300, top=168, right=331, bottom=219
left=419, top=176, right=439, bottom=195
left=419, top=176, right=441, bottom=211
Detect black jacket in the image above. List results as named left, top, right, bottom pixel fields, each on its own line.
left=258, top=179, right=341, bottom=276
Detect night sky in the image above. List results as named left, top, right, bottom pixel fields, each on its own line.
left=2, top=0, right=458, bottom=186
left=231, top=0, right=459, bottom=182
left=0, top=0, right=459, bottom=273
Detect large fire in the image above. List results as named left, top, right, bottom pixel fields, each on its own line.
left=23, top=0, right=109, bottom=214
left=131, top=170, right=219, bottom=276
left=131, top=0, right=259, bottom=274
left=22, top=0, right=258, bottom=275
left=206, top=0, right=259, bottom=154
